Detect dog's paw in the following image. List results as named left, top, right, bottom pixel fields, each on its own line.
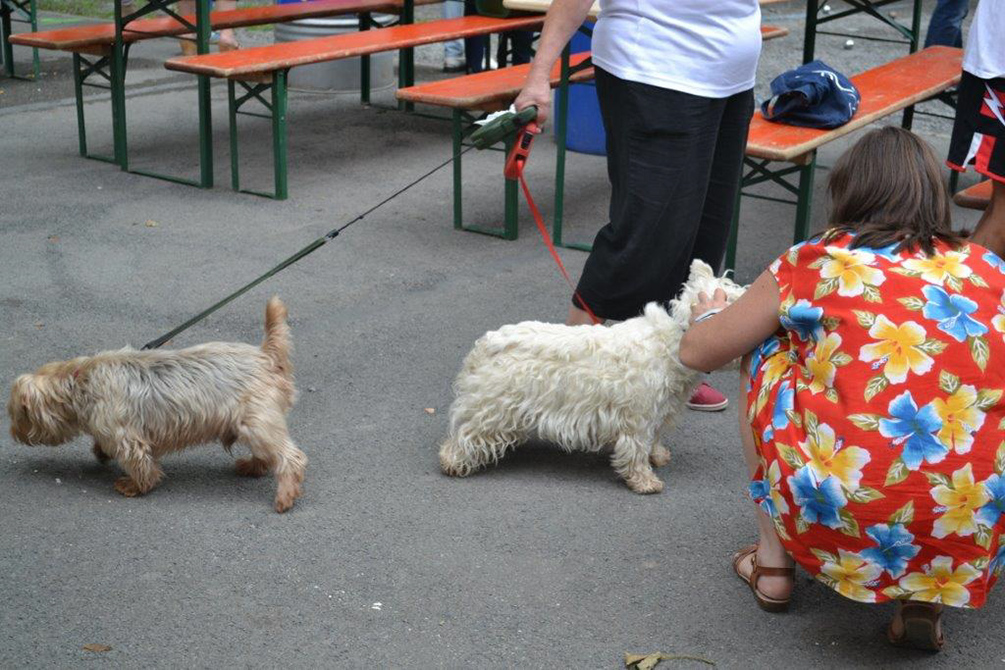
left=649, top=445, right=671, bottom=468
left=273, top=476, right=302, bottom=513
left=92, top=442, right=111, bottom=464
left=114, top=476, right=143, bottom=497
left=235, top=457, right=270, bottom=478
left=626, top=474, right=664, bottom=494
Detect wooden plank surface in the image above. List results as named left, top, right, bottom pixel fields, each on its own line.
left=746, top=46, right=962, bottom=162
left=9, top=0, right=439, bottom=50
left=397, top=51, right=594, bottom=109
left=165, top=14, right=544, bottom=78
left=953, top=180, right=993, bottom=211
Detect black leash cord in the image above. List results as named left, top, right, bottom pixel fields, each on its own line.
left=141, top=144, right=478, bottom=350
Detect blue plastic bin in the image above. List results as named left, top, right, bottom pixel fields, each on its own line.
left=553, top=25, right=606, bottom=156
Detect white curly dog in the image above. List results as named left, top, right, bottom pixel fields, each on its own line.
left=438, top=259, right=746, bottom=493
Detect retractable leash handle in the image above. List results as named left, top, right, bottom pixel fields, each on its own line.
left=503, top=121, right=539, bottom=180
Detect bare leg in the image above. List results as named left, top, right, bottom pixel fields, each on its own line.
left=213, top=0, right=238, bottom=50
left=971, top=180, right=1005, bottom=258
left=177, top=0, right=197, bottom=55
left=735, top=355, right=793, bottom=600
left=566, top=305, right=600, bottom=326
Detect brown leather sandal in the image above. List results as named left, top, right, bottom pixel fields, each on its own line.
left=887, top=602, right=944, bottom=651
left=732, top=544, right=794, bottom=613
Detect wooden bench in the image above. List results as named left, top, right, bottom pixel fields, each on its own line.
left=398, top=51, right=594, bottom=240
left=165, top=14, right=545, bottom=198
left=394, top=24, right=788, bottom=242
left=725, top=46, right=963, bottom=270
left=954, top=180, right=993, bottom=211
left=9, top=0, right=435, bottom=173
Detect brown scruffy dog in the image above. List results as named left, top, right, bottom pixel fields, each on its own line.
left=7, top=297, right=307, bottom=512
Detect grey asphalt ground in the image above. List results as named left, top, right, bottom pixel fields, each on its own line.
left=1, top=2, right=999, bottom=667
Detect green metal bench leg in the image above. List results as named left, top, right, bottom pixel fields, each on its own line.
left=0, top=4, right=11, bottom=77
left=228, top=79, right=240, bottom=191
left=724, top=175, right=743, bottom=273
left=794, top=153, right=816, bottom=243
left=28, top=0, right=37, bottom=77
left=398, top=0, right=414, bottom=112
left=272, top=70, right=289, bottom=200
left=949, top=169, right=960, bottom=194
left=359, top=12, right=370, bottom=106
left=452, top=109, right=463, bottom=230
left=195, top=0, right=213, bottom=188
left=72, top=52, right=87, bottom=156
left=109, top=40, right=128, bottom=169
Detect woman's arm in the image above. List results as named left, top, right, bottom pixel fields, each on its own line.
left=512, top=0, right=596, bottom=127
left=679, top=270, right=783, bottom=373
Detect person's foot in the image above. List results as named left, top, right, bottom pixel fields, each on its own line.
left=687, top=381, right=728, bottom=411
left=733, top=544, right=794, bottom=609
left=443, top=56, right=465, bottom=73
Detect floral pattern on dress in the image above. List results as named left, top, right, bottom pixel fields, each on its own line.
left=748, top=233, right=1005, bottom=608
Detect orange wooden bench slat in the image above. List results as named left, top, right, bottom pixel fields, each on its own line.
left=954, top=180, right=994, bottom=210
left=760, top=24, right=788, bottom=40
left=397, top=52, right=593, bottom=108
left=165, top=14, right=544, bottom=78
left=746, top=46, right=962, bottom=162
left=9, top=0, right=437, bottom=50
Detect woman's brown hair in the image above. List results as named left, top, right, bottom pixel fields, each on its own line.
left=826, top=126, right=960, bottom=255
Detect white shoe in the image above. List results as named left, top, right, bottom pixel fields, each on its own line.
left=443, top=55, right=465, bottom=72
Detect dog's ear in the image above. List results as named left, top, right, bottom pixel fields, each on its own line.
left=687, top=259, right=715, bottom=283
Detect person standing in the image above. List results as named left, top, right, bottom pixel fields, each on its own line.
left=947, top=0, right=1005, bottom=251
left=924, top=0, right=969, bottom=48
left=513, top=0, right=762, bottom=410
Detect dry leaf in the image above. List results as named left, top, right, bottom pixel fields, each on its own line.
left=144, top=220, right=159, bottom=227
left=34, top=321, right=44, bottom=329
left=424, top=408, right=436, bottom=415
left=82, top=643, right=112, bottom=652
left=48, top=235, right=60, bottom=243
left=625, top=652, right=715, bottom=669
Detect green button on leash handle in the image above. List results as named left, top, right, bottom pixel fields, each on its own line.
left=470, top=106, right=539, bottom=150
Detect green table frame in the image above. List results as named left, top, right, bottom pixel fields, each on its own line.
left=78, top=0, right=418, bottom=191
left=1, top=0, right=39, bottom=79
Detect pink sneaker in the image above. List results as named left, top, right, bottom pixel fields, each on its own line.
left=687, top=382, right=728, bottom=412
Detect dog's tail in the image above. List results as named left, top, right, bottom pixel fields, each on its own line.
left=262, top=296, right=293, bottom=379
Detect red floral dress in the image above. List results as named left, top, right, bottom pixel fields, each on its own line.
left=748, top=233, right=1005, bottom=607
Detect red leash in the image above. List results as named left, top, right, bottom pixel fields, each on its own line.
left=505, top=123, right=602, bottom=325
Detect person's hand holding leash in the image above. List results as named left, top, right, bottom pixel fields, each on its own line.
left=513, top=0, right=596, bottom=132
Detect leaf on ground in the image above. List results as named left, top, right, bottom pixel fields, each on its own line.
left=34, top=321, right=44, bottom=329
left=144, top=220, right=159, bottom=228
left=625, top=652, right=715, bottom=668
left=424, top=408, right=436, bottom=415
left=82, top=643, right=112, bottom=652
left=47, top=235, right=59, bottom=243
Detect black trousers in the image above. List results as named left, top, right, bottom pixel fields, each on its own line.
left=574, top=67, right=754, bottom=321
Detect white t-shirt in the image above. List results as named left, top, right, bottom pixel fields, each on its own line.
left=591, top=0, right=762, bottom=98
left=963, top=0, right=1005, bottom=80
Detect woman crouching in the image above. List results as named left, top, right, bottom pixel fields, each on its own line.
left=680, top=126, right=1005, bottom=650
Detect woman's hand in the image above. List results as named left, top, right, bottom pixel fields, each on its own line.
left=514, top=75, right=552, bottom=129
left=690, top=288, right=729, bottom=324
